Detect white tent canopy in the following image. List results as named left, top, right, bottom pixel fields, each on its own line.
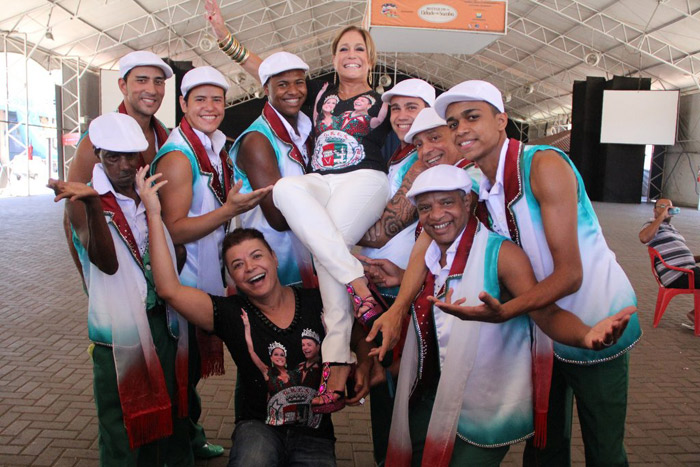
left=1, top=0, right=699, bottom=124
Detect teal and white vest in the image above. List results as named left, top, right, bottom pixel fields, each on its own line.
left=230, top=112, right=312, bottom=287
left=153, top=128, right=226, bottom=294
left=504, top=141, right=640, bottom=363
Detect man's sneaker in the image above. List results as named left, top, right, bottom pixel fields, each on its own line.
left=193, top=442, right=224, bottom=459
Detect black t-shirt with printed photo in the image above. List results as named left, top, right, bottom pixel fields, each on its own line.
left=211, top=287, right=333, bottom=439
left=306, top=80, right=390, bottom=175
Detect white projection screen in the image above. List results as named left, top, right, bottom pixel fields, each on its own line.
left=600, top=90, right=679, bottom=145
left=99, top=69, right=176, bottom=129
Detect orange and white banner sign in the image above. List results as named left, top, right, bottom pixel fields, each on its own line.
left=368, top=1, right=506, bottom=33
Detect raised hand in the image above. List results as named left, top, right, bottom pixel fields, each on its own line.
left=135, top=166, right=167, bottom=215
left=583, top=307, right=635, bottom=350
left=225, top=180, right=273, bottom=217
left=47, top=179, right=99, bottom=203
left=366, top=306, right=405, bottom=361
left=204, top=0, right=228, bottom=41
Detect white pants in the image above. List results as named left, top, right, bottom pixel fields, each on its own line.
left=273, top=169, right=389, bottom=363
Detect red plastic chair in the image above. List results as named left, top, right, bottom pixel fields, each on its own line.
left=647, top=247, right=700, bottom=336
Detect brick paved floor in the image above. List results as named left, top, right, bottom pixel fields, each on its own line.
left=1, top=195, right=699, bottom=466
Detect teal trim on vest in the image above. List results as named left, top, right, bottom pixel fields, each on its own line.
left=230, top=115, right=304, bottom=194
left=484, top=231, right=506, bottom=301
left=152, top=133, right=203, bottom=187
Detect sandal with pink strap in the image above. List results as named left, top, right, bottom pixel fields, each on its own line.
left=312, top=363, right=356, bottom=414
left=347, top=279, right=388, bottom=328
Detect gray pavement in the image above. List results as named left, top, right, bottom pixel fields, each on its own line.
left=0, top=195, right=699, bottom=466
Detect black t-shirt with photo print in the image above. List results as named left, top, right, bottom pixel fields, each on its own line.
left=210, top=287, right=333, bottom=439
left=307, top=80, right=390, bottom=175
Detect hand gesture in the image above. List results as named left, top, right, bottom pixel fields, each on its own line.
left=356, top=254, right=404, bottom=288
left=366, top=306, right=406, bottom=361
left=47, top=179, right=99, bottom=203
left=204, top=0, right=229, bottom=41
left=347, top=360, right=371, bottom=406
left=226, top=180, right=273, bottom=217
left=428, top=289, right=511, bottom=323
left=583, top=307, right=635, bottom=350
left=134, top=166, right=167, bottom=215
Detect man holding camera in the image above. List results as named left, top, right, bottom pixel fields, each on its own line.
left=640, top=199, right=700, bottom=324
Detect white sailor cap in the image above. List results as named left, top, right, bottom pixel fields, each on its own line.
left=434, top=80, right=505, bottom=119
left=89, top=113, right=148, bottom=153
left=119, top=51, right=173, bottom=79
left=181, top=66, right=230, bottom=97
left=404, top=108, right=447, bottom=144
left=259, top=52, right=309, bottom=85
left=381, top=78, right=436, bottom=106
left=406, top=164, right=472, bottom=205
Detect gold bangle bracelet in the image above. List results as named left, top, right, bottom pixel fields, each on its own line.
left=239, top=49, right=250, bottom=65
left=218, top=31, right=232, bottom=48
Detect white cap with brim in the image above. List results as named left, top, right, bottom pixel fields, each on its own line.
left=119, top=51, right=173, bottom=79
left=181, top=66, right=230, bottom=97
left=381, top=78, right=436, bottom=106
left=89, top=113, right=148, bottom=153
left=406, top=164, right=472, bottom=205
left=259, top=52, right=309, bottom=85
left=404, top=108, right=446, bottom=144
left=434, top=80, right=504, bottom=119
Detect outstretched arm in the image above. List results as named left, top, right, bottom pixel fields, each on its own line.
left=358, top=160, right=426, bottom=248
left=433, top=240, right=633, bottom=349
left=48, top=178, right=117, bottom=275
left=367, top=229, right=430, bottom=360
left=155, top=151, right=272, bottom=245
left=241, top=309, right=269, bottom=380
left=205, top=0, right=262, bottom=80
left=137, top=166, right=216, bottom=331
left=370, top=102, right=389, bottom=129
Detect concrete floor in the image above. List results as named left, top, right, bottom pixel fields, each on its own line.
left=1, top=195, right=699, bottom=466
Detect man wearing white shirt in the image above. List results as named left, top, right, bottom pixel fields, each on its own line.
left=229, top=52, right=316, bottom=288
left=152, top=66, right=270, bottom=459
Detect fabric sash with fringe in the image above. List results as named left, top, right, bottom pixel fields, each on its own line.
left=96, top=193, right=179, bottom=448
left=177, top=117, right=228, bottom=377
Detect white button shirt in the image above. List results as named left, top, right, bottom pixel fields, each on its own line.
left=478, top=139, right=511, bottom=239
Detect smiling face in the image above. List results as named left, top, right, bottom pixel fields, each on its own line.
left=265, top=69, right=307, bottom=120
left=119, top=66, right=166, bottom=119
left=416, top=189, right=471, bottom=254
left=333, top=29, right=371, bottom=83
left=390, top=96, right=427, bottom=143
left=270, top=347, right=287, bottom=369
left=413, top=125, right=461, bottom=168
left=225, top=238, right=279, bottom=299
left=179, top=84, right=226, bottom=139
left=301, top=338, right=320, bottom=361
left=353, top=95, right=372, bottom=112
left=99, top=150, right=141, bottom=193
left=445, top=100, right=507, bottom=167
left=322, top=96, right=338, bottom=114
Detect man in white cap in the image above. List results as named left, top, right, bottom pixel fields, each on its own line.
left=381, top=80, right=640, bottom=466
left=229, top=51, right=315, bottom=288
left=152, top=65, right=272, bottom=459
left=48, top=113, right=193, bottom=466
left=384, top=164, right=632, bottom=467
left=64, top=51, right=174, bottom=282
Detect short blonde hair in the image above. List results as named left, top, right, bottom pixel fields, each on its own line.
left=331, top=25, right=377, bottom=70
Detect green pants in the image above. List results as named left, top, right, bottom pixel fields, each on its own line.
left=187, top=322, right=208, bottom=450
left=409, top=385, right=509, bottom=467
left=92, top=309, right=193, bottom=467
left=523, top=354, right=630, bottom=467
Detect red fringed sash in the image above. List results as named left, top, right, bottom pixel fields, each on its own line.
left=99, top=192, right=173, bottom=448
left=178, top=117, right=228, bottom=378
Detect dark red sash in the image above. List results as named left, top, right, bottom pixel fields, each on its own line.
left=179, top=117, right=232, bottom=206
left=100, top=192, right=144, bottom=269
left=475, top=138, right=523, bottom=245
left=388, top=143, right=416, bottom=169
left=411, top=217, right=477, bottom=401
left=262, top=102, right=311, bottom=171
